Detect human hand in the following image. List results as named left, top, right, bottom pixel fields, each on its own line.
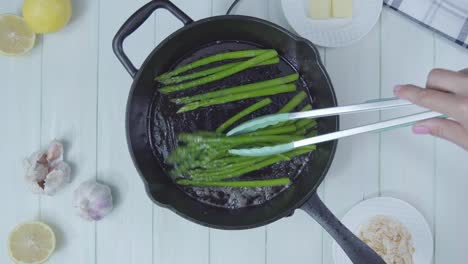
left=394, top=68, right=468, bottom=150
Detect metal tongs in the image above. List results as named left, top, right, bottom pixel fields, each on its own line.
left=226, top=97, right=444, bottom=157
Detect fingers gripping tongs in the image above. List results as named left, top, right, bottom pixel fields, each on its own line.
left=226, top=97, right=444, bottom=157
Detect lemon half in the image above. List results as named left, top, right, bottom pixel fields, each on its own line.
left=0, top=14, right=36, bottom=56
left=8, top=221, right=56, bottom=264
left=23, top=0, right=72, bottom=34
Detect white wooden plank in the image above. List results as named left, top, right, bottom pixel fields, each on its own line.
left=39, top=0, right=98, bottom=262
left=212, top=0, right=232, bottom=16
left=154, top=0, right=186, bottom=44
left=210, top=228, right=266, bottom=264
left=153, top=1, right=210, bottom=264
left=266, top=211, right=323, bottom=264
left=213, top=0, right=268, bottom=18
left=0, top=1, right=42, bottom=261
left=236, top=0, right=269, bottom=18
left=153, top=208, right=209, bottom=264
left=96, top=0, right=154, bottom=263
left=268, top=0, right=293, bottom=32
left=379, top=9, right=436, bottom=231
left=433, top=37, right=468, bottom=264
left=321, top=20, right=382, bottom=264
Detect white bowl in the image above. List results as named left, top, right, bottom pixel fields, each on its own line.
left=332, top=197, right=434, bottom=264
left=281, top=0, right=382, bottom=47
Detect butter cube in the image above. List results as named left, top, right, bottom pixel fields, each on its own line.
left=332, top=0, right=353, bottom=18
left=308, top=0, right=332, bottom=19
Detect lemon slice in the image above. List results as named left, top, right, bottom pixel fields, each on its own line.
left=0, top=14, right=36, bottom=56
left=8, top=221, right=56, bottom=264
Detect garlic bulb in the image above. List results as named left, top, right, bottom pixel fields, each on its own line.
left=24, top=140, right=71, bottom=195
left=73, top=180, right=113, bottom=221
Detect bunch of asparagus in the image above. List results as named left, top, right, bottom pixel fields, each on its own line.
left=167, top=92, right=318, bottom=188
left=154, top=49, right=299, bottom=113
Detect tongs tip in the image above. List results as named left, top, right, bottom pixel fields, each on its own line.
left=229, top=143, right=294, bottom=157
left=226, top=113, right=290, bottom=136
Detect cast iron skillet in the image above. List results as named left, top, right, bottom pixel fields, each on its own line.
left=113, top=1, right=385, bottom=263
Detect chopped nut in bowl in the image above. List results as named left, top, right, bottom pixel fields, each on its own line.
left=332, top=197, right=433, bottom=264
left=358, top=215, right=415, bottom=264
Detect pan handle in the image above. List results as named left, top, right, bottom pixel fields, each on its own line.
left=113, top=0, right=193, bottom=78
left=301, top=192, right=386, bottom=264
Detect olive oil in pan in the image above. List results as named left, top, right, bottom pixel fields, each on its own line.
left=149, top=41, right=315, bottom=209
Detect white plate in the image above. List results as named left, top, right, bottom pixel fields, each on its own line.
left=281, top=0, right=382, bottom=47
left=332, top=197, right=434, bottom=264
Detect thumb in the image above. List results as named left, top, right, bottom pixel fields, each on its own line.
left=413, top=118, right=468, bottom=150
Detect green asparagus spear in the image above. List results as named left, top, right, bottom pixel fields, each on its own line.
left=177, top=83, right=296, bottom=113
left=160, top=50, right=278, bottom=94
left=169, top=131, right=316, bottom=182
left=307, top=130, right=318, bottom=137
left=176, top=178, right=291, bottom=187
left=216, top=98, right=272, bottom=133
left=294, top=104, right=313, bottom=124
left=302, top=121, right=317, bottom=131
left=172, top=73, right=299, bottom=105
left=278, top=91, right=307, bottom=113
left=264, top=91, right=308, bottom=129
left=178, top=133, right=303, bottom=145
left=188, top=158, right=269, bottom=178
left=245, top=125, right=297, bottom=136
left=296, top=118, right=317, bottom=129
left=187, top=156, right=272, bottom=179
left=276, top=104, right=313, bottom=128
left=161, top=57, right=279, bottom=85
left=213, top=155, right=253, bottom=165
left=255, top=97, right=310, bottom=133
left=176, top=156, right=256, bottom=175
left=294, top=121, right=317, bottom=135
left=171, top=132, right=304, bottom=176
left=156, top=49, right=269, bottom=81
left=188, top=146, right=312, bottom=181
left=193, top=145, right=316, bottom=181
left=299, top=104, right=313, bottom=112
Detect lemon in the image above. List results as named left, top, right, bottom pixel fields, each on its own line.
left=8, top=221, right=56, bottom=264
left=23, top=0, right=72, bottom=33
left=0, top=14, right=36, bottom=56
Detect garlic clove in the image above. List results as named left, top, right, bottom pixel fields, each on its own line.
left=43, top=162, right=71, bottom=196
left=50, top=161, right=71, bottom=181
left=29, top=179, right=47, bottom=194
left=47, top=140, right=64, bottom=165
left=24, top=151, right=48, bottom=182
left=74, top=180, right=113, bottom=221
left=24, top=162, right=48, bottom=183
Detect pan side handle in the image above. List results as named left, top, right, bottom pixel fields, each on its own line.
left=301, top=192, right=386, bottom=264
left=112, top=0, right=193, bottom=78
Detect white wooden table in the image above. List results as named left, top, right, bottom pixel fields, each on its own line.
left=1, top=0, right=468, bottom=263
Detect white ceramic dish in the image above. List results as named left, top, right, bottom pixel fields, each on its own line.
left=281, top=0, right=382, bottom=47
left=332, top=197, right=434, bottom=264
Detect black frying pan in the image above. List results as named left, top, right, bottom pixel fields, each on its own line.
left=113, top=1, right=385, bottom=263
